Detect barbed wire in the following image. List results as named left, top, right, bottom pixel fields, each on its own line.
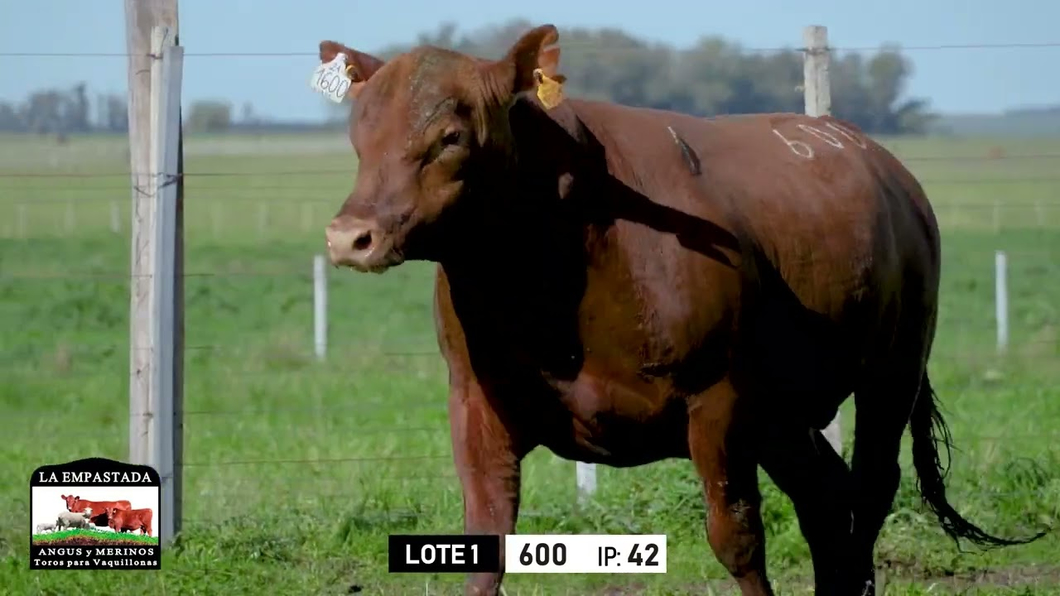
left=172, top=484, right=1057, bottom=537
left=7, top=410, right=1060, bottom=443
left=17, top=482, right=1060, bottom=532
left=1, top=251, right=1055, bottom=281
left=1, top=337, right=1054, bottom=359
left=4, top=180, right=1060, bottom=198
left=0, top=424, right=451, bottom=441
left=4, top=153, right=1060, bottom=180
left=12, top=411, right=1060, bottom=444
left=177, top=483, right=1060, bottom=513
left=171, top=484, right=1059, bottom=510
left=182, top=454, right=449, bottom=468
left=5, top=352, right=1049, bottom=388
left=3, top=40, right=1060, bottom=59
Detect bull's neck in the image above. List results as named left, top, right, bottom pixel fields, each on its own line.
left=436, top=169, right=590, bottom=381
left=438, top=99, right=598, bottom=289
left=445, top=173, right=581, bottom=274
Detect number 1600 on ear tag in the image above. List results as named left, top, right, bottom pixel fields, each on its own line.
left=310, top=53, right=351, bottom=104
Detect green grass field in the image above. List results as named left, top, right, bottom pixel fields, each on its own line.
left=1, top=130, right=1058, bottom=595
left=32, top=528, right=158, bottom=546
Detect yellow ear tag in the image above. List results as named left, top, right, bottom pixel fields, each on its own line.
left=533, top=68, right=565, bottom=110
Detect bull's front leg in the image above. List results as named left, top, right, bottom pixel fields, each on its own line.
left=688, top=376, right=774, bottom=596
left=448, top=378, right=525, bottom=596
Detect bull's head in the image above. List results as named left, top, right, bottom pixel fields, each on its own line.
left=61, top=494, right=80, bottom=511
left=319, top=24, right=565, bottom=273
left=107, top=507, right=120, bottom=520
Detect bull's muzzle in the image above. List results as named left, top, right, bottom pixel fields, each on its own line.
left=325, top=216, right=392, bottom=272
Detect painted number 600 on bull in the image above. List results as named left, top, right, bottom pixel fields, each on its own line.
left=505, top=534, right=667, bottom=574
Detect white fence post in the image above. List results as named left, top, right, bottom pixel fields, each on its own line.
left=576, top=462, right=597, bottom=506
left=803, top=25, right=832, bottom=119
left=995, top=250, right=1008, bottom=353
left=803, top=24, right=843, bottom=457
left=314, top=255, right=328, bottom=360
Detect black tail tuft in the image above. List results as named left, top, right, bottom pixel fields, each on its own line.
left=910, top=374, right=1049, bottom=550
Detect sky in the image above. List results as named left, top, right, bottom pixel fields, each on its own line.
left=0, top=0, right=1057, bottom=122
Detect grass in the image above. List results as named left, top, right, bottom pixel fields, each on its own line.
left=0, top=130, right=1059, bottom=595
left=32, top=529, right=158, bottom=546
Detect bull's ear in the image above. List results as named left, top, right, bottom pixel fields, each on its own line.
left=487, top=24, right=566, bottom=109
left=318, top=40, right=386, bottom=99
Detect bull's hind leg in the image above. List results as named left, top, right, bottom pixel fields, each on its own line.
left=757, top=420, right=852, bottom=595
left=842, top=361, right=925, bottom=595
left=688, top=377, right=774, bottom=596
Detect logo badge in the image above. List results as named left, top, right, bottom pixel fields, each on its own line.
left=30, top=457, right=162, bottom=570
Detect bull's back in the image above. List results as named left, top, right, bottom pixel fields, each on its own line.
left=566, top=99, right=934, bottom=319
left=84, top=499, right=131, bottom=510
left=114, top=508, right=151, bottom=526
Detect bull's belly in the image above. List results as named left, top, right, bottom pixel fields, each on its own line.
left=514, top=286, right=871, bottom=465
left=540, top=414, right=692, bottom=467
left=733, top=310, right=864, bottom=429
left=533, top=369, right=692, bottom=467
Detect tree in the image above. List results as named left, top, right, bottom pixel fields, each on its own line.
left=103, top=95, right=129, bottom=132
left=24, top=90, right=65, bottom=135
left=344, top=19, right=935, bottom=135
left=186, top=100, right=232, bottom=133
left=240, top=102, right=257, bottom=125
left=0, top=22, right=940, bottom=136
left=67, top=83, right=90, bottom=133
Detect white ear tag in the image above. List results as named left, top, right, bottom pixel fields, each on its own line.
left=310, top=53, right=352, bottom=104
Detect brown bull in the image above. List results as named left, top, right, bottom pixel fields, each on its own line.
left=315, top=24, right=1044, bottom=596
left=62, top=494, right=131, bottom=529
left=106, top=507, right=153, bottom=536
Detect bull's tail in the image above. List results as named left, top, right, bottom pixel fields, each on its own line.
left=910, top=373, right=1048, bottom=549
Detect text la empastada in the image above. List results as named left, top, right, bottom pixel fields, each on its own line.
left=36, top=471, right=153, bottom=484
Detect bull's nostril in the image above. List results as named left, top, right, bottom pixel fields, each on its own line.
left=352, top=231, right=373, bottom=252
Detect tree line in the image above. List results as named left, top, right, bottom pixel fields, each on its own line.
left=1, top=20, right=935, bottom=136
left=0, top=86, right=255, bottom=136
left=326, top=19, right=937, bottom=135
left=0, top=84, right=128, bottom=136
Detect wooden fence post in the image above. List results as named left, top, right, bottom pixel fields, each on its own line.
left=803, top=24, right=843, bottom=457
left=125, top=0, right=183, bottom=545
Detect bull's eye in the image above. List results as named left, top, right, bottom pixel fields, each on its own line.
left=421, top=128, right=466, bottom=166
left=440, top=130, right=462, bottom=148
